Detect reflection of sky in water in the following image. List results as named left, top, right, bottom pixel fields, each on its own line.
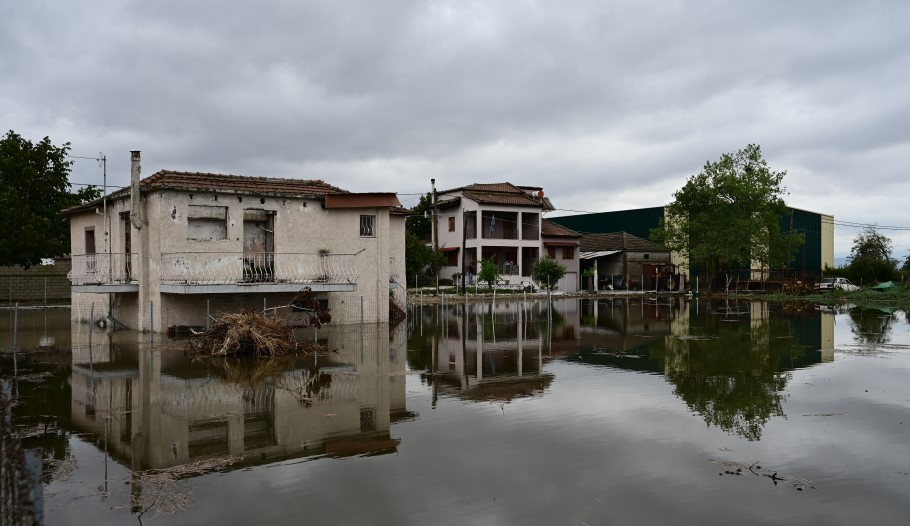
left=6, top=301, right=909, bottom=525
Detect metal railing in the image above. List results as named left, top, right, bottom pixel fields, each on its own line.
left=160, top=252, right=359, bottom=285
left=68, top=253, right=137, bottom=285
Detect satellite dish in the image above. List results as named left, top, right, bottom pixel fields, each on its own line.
left=537, top=190, right=545, bottom=198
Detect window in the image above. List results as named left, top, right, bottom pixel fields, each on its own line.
left=447, top=250, right=458, bottom=267
left=562, top=246, right=575, bottom=260
left=448, top=216, right=455, bottom=232
left=360, top=215, right=375, bottom=237
left=188, top=205, right=228, bottom=241
left=547, top=247, right=556, bottom=259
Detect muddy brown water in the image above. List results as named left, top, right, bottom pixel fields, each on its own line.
left=2, top=298, right=909, bottom=525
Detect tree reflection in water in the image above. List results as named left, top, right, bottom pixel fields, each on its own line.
left=654, top=301, right=812, bottom=441
left=848, top=306, right=895, bottom=348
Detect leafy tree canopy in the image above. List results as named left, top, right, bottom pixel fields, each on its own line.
left=650, top=144, right=804, bottom=280
left=533, top=257, right=566, bottom=290
left=404, top=193, right=447, bottom=284
left=846, top=226, right=897, bottom=284
left=0, top=130, right=100, bottom=267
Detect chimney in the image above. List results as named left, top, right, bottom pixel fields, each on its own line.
left=130, top=151, right=143, bottom=230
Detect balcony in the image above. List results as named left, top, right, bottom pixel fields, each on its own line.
left=69, top=252, right=360, bottom=294
left=69, top=253, right=138, bottom=292
left=159, top=252, right=359, bottom=293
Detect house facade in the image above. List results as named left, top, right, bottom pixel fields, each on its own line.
left=432, top=183, right=580, bottom=292
left=64, top=157, right=406, bottom=332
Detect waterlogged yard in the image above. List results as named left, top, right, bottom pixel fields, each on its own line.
left=2, top=297, right=910, bottom=525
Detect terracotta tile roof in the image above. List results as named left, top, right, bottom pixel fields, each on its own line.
left=141, top=170, right=346, bottom=196
left=63, top=170, right=349, bottom=214
left=437, top=182, right=524, bottom=194
left=541, top=219, right=581, bottom=238
left=433, top=181, right=553, bottom=210
left=580, top=232, right=668, bottom=252
left=464, top=182, right=523, bottom=193
left=324, top=193, right=401, bottom=208
left=462, top=190, right=543, bottom=207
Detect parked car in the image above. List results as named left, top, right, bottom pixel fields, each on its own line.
left=815, top=277, right=859, bottom=292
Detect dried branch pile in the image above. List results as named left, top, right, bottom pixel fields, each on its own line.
left=195, top=310, right=297, bottom=357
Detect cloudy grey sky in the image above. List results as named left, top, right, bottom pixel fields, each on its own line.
left=3, top=0, right=909, bottom=259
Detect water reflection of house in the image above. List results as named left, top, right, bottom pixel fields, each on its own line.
left=569, top=297, right=684, bottom=371
left=68, top=324, right=408, bottom=472
left=415, top=300, right=557, bottom=402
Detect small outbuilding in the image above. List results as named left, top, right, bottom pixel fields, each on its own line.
left=579, top=232, right=681, bottom=291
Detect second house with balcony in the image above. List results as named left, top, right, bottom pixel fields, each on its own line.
left=64, top=161, right=406, bottom=332
left=433, top=182, right=580, bottom=292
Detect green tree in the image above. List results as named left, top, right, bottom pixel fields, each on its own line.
left=650, top=144, right=804, bottom=288
left=846, top=226, right=897, bottom=284
left=533, top=257, right=566, bottom=290
left=902, top=251, right=910, bottom=272
left=404, top=230, right=432, bottom=284
left=477, top=258, right=500, bottom=290
left=404, top=193, right=445, bottom=286
left=0, top=130, right=100, bottom=267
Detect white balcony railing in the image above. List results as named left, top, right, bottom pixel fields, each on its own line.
left=160, top=252, right=359, bottom=285
left=68, top=253, right=137, bottom=285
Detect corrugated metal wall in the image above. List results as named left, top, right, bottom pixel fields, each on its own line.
left=780, top=208, right=823, bottom=272
left=548, top=207, right=666, bottom=238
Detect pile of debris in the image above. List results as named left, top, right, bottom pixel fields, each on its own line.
left=193, top=310, right=297, bottom=357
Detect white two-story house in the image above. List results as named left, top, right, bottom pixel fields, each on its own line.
left=64, top=153, right=406, bottom=332
left=432, top=182, right=580, bottom=292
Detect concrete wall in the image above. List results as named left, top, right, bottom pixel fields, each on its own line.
left=0, top=258, right=72, bottom=304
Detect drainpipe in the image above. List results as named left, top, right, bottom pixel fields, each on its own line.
left=130, top=151, right=143, bottom=230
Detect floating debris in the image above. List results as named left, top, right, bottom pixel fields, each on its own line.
left=710, top=459, right=815, bottom=491
left=14, top=372, right=55, bottom=383
left=115, top=456, right=242, bottom=518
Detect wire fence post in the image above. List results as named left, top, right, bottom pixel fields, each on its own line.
left=12, top=302, right=19, bottom=382
left=206, top=299, right=211, bottom=329
left=88, top=303, right=94, bottom=377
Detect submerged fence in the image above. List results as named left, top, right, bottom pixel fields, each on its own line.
left=1, top=382, right=43, bottom=526
left=68, top=291, right=406, bottom=333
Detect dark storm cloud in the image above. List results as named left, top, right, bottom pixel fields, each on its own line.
left=3, top=0, right=910, bottom=255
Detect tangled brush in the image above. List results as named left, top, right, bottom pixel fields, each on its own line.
left=196, top=310, right=297, bottom=357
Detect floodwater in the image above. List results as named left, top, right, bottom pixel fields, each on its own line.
left=2, top=297, right=910, bottom=525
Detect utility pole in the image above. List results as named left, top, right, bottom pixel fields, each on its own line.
left=431, top=179, right=439, bottom=294
left=461, top=210, right=467, bottom=294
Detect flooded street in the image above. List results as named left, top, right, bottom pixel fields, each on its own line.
left=3, top=298, right=910, bottom=525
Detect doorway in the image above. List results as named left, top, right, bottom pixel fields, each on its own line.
left=120, top=212, right=132, bottom=281
left=243, top=209, right=275, bottom=282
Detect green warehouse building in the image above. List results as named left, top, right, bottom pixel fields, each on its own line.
left=549, top=206, right=834, bottom=279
